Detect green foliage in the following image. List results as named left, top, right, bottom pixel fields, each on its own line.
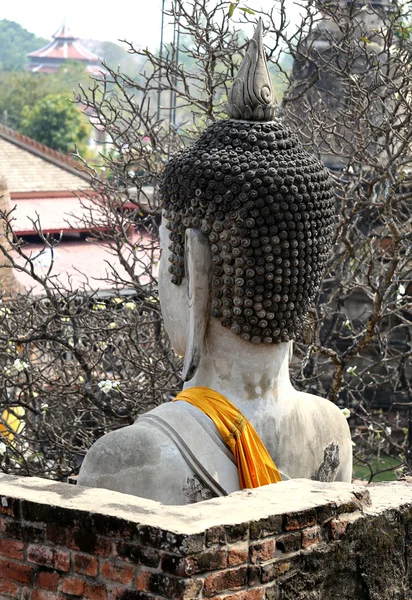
left=21, top=93, right=90, bottom=153
left=227, top=2, right=255, bottom=18
left=0, top=19, right=48, bottom=72
left=0, top=63, right=91, bottom=131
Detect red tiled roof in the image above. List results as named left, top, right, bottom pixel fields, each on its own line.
left=0, top=124, right=90, bottom=181
left=10, top=194, right=105, bottom=236
left=28, top=22, right=99, bottom=63
left=12, top=231, right=158, bottom=293
left=29, top=39, right=99, bottom=62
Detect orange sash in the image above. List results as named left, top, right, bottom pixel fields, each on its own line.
left=174, top=386, right=282, bottom=489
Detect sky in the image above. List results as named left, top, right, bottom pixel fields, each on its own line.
left=0, top=0, right=304, bottom=50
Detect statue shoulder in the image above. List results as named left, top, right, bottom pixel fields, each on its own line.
left=296, top=390, right=348, bottom=425
left=77, top=414, right=199, bottom=503
left=294, top=391, right=352, bottom=482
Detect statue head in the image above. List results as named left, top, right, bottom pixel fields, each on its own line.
left=159, top=20, right=335, bottom=379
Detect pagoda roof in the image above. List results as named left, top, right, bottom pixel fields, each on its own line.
left=28, top=22, right=99, bottom=63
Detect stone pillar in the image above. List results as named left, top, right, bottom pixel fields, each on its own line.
left=0, top=176, right=23, bottom=297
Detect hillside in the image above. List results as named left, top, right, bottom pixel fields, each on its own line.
left=0, top=20, right=49, bottom=71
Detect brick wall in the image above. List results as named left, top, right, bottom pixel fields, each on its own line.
left=0, top=474, right=411, bottom=600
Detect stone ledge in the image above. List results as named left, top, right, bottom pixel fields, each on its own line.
left=0, top=474, right=375, bottom=535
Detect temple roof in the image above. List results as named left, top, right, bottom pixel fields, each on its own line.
left=0, top=123, right=90, bottom=193
left=27, top=22, right=100, bottom=73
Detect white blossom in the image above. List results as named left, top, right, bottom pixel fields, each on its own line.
left=397, top=284, right=406, bottom=303
left=13, top=359, right=29, bottom=372
left=98, top=380, right=119, bottom=394
left=341, top=407, right=351, bottom=419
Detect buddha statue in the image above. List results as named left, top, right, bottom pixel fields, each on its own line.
left=78, top=21, right=352, bottom=504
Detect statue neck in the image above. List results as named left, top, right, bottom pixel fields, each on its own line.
left=184, top=319, right=293, bottom=413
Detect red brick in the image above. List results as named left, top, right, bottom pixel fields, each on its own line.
left=162, top=549, right=226, bottom=576
left=67, top=530, right=111, bottom=557
left=109, top=590, right=153, bottom=600
left=228, top=543, right=248, bottom=566
left=115, top=542, right=159, bottom=568
left=250, top=539, right=276, bottom=563
left=36, top=571, right=60, bottom=591
left=0, top=497, right=19, bottom=517
left=46, top=525, right=67, bottom=547
left=261, top=560, right=291, bottom=583
left=249, top=515, right=283, bottom=540
left=206, top=526, right=226, bottom=547
left=135, top=570, right=150, bottom=591
left=101, top=561, right=134, bottom=584
left=0, top=538, right=24, bottom=560
left=73, top=553, right=98, bottom=577
left=284, top=509, right=317, bottom=531
left=276, top=532, right=301, bottom=553
left=31, top=591, right=66, bottom=600
left=84, top=582, right=107, bottom=600
left=27, top=545, right=54, bottom=568
left=54, top=550, right=70, bottom=572
left=215, top=589, right=265, bottom=600
left=62, top=576, right=85, bottom=596
left=0, top=558, right=33, bottom=584
left=327, top=518, right=349, bottom=540
left=0, top=577, right=20, bottom=597
left=0, top=516, right=6, bottom=531
left=3, top=520, right=45, bottom=543
left=27, top=545, right=70, bottom=572
left=302, top=525, right=321, bottom=549
left=204, top=567, right=248, bottom=597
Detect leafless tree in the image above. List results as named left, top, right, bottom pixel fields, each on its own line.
left=0, top=0, right=410, bottom=482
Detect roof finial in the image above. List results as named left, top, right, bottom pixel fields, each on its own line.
left=227, top=18, right=276, bottom=121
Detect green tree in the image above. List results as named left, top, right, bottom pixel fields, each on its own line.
left=0, top=63, right=92, bottom=131
left=0, top=19, right=48, bottom=71
left=21, top=93, right=90, bottom=153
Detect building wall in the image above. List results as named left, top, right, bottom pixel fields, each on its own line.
left=0, top=475, right=411, bottom=599
left=0, top=177, right=23, bottom=297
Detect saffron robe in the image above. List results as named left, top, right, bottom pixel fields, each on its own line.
left=138, top=388, right=285, bottom=497
left=175, top=387, right=282, bottom=489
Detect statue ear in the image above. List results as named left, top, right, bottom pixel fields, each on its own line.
left=289, top=340, right=293, bottom=363
left=182, top=228, right=212, bottom=382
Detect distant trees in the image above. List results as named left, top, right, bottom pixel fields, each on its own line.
left=20, top=93, right=90, bottom=153
left=0, top=20, right=48, bottom=72
left=0, top=63, right=91, bottom=132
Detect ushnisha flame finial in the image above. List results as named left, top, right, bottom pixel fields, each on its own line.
left=227, top=18, right=276, bottom=121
